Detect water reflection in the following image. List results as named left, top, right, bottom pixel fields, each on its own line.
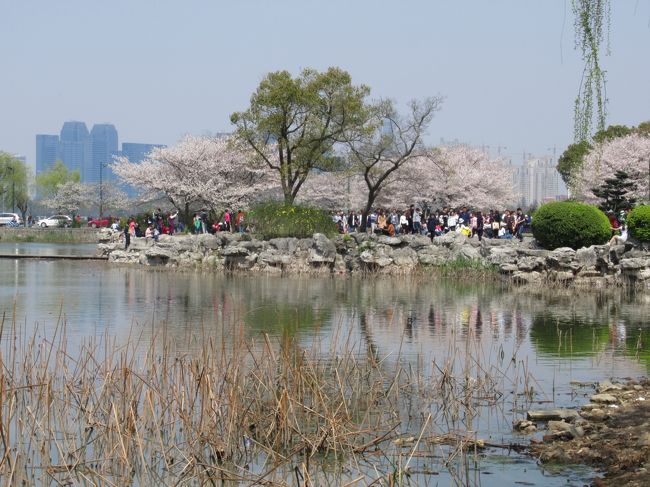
left=2, top=249, right=650, bottom=486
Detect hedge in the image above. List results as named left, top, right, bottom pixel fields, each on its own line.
left=247, top=201, right=338, bottom=239
left=628, top=205, right=650, bottom=242
left=531, top=201, right=611, bottom=250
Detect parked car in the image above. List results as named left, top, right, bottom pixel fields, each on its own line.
left=0, top=213, right=22, bottom=226
left=87, top=217, right=110, bottom=228
left=36, top=215, right=73, bottom=228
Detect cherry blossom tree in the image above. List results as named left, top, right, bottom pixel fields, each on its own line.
left=42, top=181, right=94, bottom=216
left=573, top=133, right=650, bottom=205
left=390, top=146, right=518, bottom=210
left=345, top=97, right=444, bottom=227
left=112, top=135, right=277, bottom=220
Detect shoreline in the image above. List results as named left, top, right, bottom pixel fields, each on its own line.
left=96, top=229, right=650, bottom=288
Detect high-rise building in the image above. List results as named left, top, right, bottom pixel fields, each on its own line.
left=512, top=156, right=568, bottom=207
left=119, top=143, right=165, bottom=197
left=35, top=134, right=60, bottom=174
left=89, top=124, right=119, bottom=184
left=121, top=142, right=164, bottom=164
left=58, top=121, right=90, bottom=177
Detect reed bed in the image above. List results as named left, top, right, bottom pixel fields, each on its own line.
left=0, top=311, right=536, bottom=486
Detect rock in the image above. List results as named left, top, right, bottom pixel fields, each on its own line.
left=527, top=409, right=580, bottom=422
left=598, top=380, right=623, bottom=393
left=548, top=420, right=583, bottom=438
left=269, top=237, right=299, bottom=253
left=221, top=246, right=250, bottom=256
left=144, top=246, right=172, bottom=259
left=580, top=408, right=608, bottom=421
left=485, top=247, right=518, bottom=265
left=539, top=445, right=572, bottom=464
left=417, top=246, right=449, bottom=265
left=219, top=232, right=243, bottom=245
left=258, top=250, right=291, bottom=266
left=513, top=419, right=537, bottom=433
left=391, top=247, right=418, bottom=267
left=376, top=236, right=403, bottom=246
left=499, top=263, right=518, bottom=274
left=516, top=256, right=545, bottom=272
left=458, top=245, right=481, bottom=261
left=512, top=271, right=542, bottom=284
left=406, top=234, right=435, bottom=250
left=590, top=393, right=618, bottom=404
left=575, top=246, right=598, bottom=268
left=311, top=233, right=336, bottom=263
left=360, top=247, right=393, bottom=267
left=608, top=244, right=627, bottom=266
left=636, top=432, right=650, bottom=448
left=195, top=234, right=221, bottom=249
left=547, top=247, right=576, bottom=268
left=619, top=258, right=650, bottom=270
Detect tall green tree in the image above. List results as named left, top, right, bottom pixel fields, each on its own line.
left=231, top=67, right=371, bottom=205
left=35, top=160, right=80, bottom=198
left=557, top=124, right=634, bottom=188
left=0, top=153, right=29, bottom=221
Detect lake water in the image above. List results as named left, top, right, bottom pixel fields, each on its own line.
left=1, top=242, right=649, bottom=485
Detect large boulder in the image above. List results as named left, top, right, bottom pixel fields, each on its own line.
left=360, top=245, right=393, bottom=267
left=391, top=247, right=418, bottom=267
left=269, top=237, right=299, bottom=253
left=310, top=233, right=336, bottom=263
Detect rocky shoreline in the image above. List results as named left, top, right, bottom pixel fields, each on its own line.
left=525, top=379, right=650, bottom=487
left=96, top=230, right=650, bottom=286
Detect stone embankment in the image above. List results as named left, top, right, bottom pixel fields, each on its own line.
left=1, top=227, right=99, bottom=243
left=97, top=230, right=650, bottom=286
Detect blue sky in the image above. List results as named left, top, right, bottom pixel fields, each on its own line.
left=1, top=0, right=648, bottom=168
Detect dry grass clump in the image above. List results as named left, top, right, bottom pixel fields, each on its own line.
left=0, top=313, right=533, bottom=486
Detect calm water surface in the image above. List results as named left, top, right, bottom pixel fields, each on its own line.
left=2, top=242, right=650, bottom=486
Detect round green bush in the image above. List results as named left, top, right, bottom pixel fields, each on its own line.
left=247, top=201, right=338, bottom=239
left=531, top=201, right=611, bottom=250
left=628, top=205, right=650, bottom=242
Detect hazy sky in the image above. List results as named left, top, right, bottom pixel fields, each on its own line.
left=1, top=0, right=649, bottom=168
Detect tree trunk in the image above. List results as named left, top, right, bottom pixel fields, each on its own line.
left=361, top=190, right=377, bottom=232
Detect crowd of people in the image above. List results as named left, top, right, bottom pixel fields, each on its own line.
left=121, top=208, right=246, bottom=249
left=332, top=206, right=531, bottom=242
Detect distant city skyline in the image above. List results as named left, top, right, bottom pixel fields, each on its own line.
left=1, top=1, right=648, bottom=173
left=35, top=121, right=163, bottom=186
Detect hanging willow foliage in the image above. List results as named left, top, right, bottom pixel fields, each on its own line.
left=572, top=0, right=611, bottom=142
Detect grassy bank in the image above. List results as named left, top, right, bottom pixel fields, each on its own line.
left=0, top=227, right=98, bottom=243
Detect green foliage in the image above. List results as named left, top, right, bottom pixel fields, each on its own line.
left=557, top=140, right=592, bottom=187
left=592, top=170, right=638, bottom=213
left=592, top=124, right=633, bottom=143
left=572, top=0, right=610, bottom=142
left=531, top=201, right=611, bottom=250
left=637, top=121, right=650, bottom=137
left=627, top=205, right=650, bottom=242
left=0, top=153, right=30, bottom=219
left=35, top=160, right=80, bottom=198
left=231, top=67, right=371, bottom=204
left=247, top=201, right=337, bottom=239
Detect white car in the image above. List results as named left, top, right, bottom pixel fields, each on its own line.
left=37, top=215, right=72, bottom=228
left=0, top=212, right=22, bottom=226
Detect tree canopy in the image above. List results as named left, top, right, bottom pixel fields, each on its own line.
left=0, top=153, right=29, bottom=217
left=35, top=160, right=80, bottom=198
left=231, top=67, right=371, bottom=205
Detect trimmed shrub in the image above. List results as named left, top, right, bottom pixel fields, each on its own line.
left=247, top=201, right=338, bottom=239
left=628, top=205, right=650, bottom=242
left=531, top=201, right=610, bottom=250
